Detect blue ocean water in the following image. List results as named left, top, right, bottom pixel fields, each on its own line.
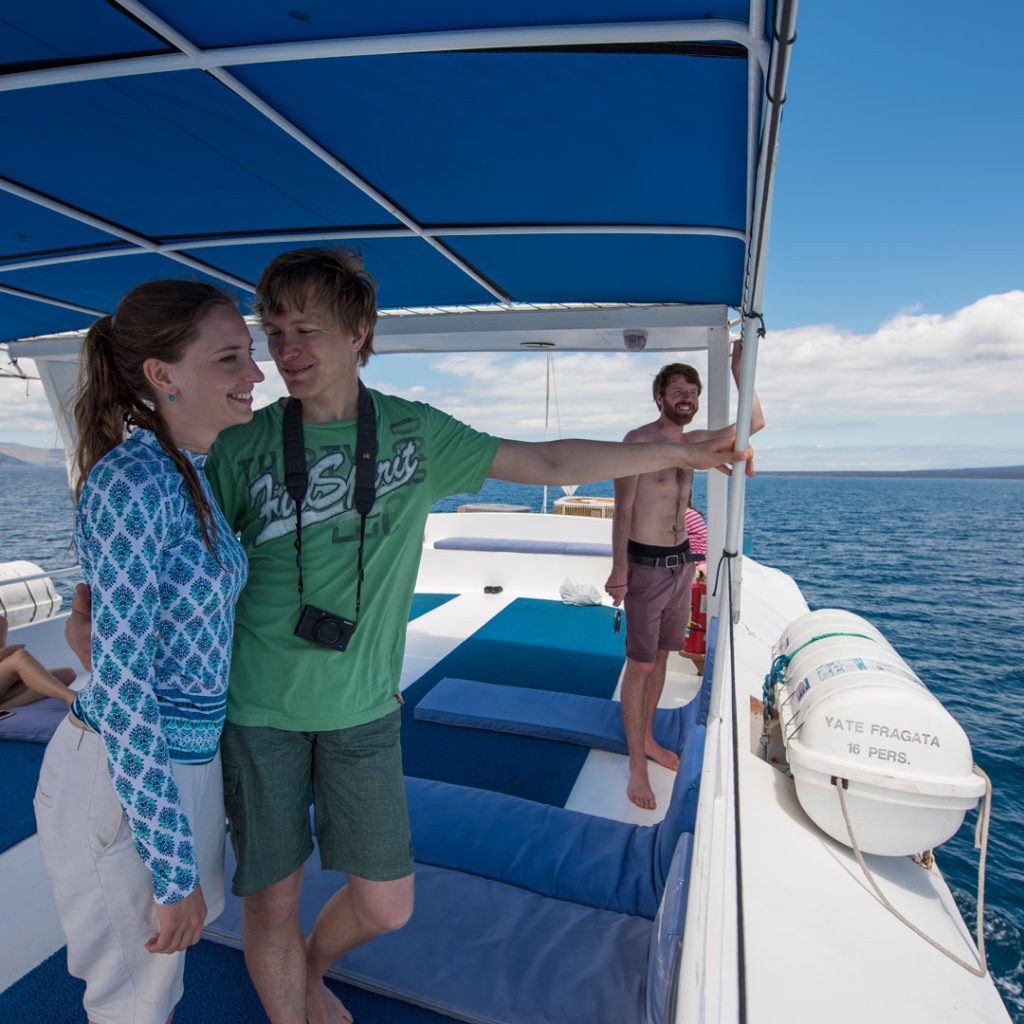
left=3, top=466, right=1022, bottom=1018
left=0, top=466, right=77, bottom=605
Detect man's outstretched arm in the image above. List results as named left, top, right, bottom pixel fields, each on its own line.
left=487, top=426, right=751, bottom=485
left=732, top=340, right=765, bottom=436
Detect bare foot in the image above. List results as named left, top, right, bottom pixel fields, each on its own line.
left=644, top=739, right=680, bottom=772
left=627, top=766, right=657, bottom=810
left=306, top=978, right=353, bottom=1024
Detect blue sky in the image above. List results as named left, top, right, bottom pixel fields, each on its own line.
left=766, top=0, right=1024, bottom=333
left=2, top=2, right=1022, bottom=470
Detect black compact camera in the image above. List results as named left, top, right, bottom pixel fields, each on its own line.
left=294, top=604, right=357, bottom=652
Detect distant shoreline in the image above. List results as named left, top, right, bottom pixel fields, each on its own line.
left=1, top=447, right=1021, bottom=480
left=757, top=466, right=1024, bottom=480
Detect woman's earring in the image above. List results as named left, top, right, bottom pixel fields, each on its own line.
left=168, top=392, right=177, bottom=402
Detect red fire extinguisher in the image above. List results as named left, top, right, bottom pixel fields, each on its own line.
left=683, top=577, right=707, bottom=657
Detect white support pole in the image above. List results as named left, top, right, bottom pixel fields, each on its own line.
left=723, top=318, right=761, bottom=624
left=705, top=327, right=731, bottom=623
left=723, top=0, right=798, bottom=624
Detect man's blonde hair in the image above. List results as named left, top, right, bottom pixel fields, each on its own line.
left=254, top=248, right=378, bottom=366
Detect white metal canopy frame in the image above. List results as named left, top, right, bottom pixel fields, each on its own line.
left=2, top=1, right=782, bottom=347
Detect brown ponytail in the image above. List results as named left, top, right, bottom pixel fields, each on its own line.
left=73, top=280, right=238, bottom=558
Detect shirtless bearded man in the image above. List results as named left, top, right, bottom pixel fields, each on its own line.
left=605, top=346, right=764, bottom=809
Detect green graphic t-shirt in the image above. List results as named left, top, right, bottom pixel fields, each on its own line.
left=206, top=390, right=501, bottom=731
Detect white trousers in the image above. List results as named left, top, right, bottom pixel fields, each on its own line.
left=34, top=716, right=225, bottom=1024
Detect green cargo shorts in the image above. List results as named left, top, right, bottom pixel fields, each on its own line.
left=220, top=711, right=413, bottom=897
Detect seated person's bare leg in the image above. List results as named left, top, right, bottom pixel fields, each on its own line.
left=305, top=873, right=414, bottom=1024
left=0, top=648, right=76, bottom=709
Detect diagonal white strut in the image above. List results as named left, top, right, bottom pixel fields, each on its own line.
left=109, top=0, right=513, bottom=305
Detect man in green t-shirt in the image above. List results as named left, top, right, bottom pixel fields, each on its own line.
left=67, top=247, right=751, bottom=1024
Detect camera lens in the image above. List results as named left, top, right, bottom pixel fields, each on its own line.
left=314, top=618, right=343, bottom=647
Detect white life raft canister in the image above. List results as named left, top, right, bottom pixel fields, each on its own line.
left=0, top=560, right=63, bottom=627
left=772, top=609, right=984, bottom=856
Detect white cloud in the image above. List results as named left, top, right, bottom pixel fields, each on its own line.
left=0, top=358, right=287, bottom=446
left=406, top=350, right=707, bottom=440
left=251, top=362, right=288, bottom=408
left=0, top=359, right=65, bottom=445
left=3, top=292, right=1022, bottom=470
left=369, top=292, right=1024, bottom=453
left=760, top=291, right=1024, bottom=418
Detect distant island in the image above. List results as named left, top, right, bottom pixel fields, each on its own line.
left=0, top=444, right=66, bottom=468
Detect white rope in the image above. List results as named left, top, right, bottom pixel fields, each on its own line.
left=833, top=767, right=991, bottom=977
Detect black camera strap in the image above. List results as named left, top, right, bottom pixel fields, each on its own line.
left=282, top=380, right=378, bottom=619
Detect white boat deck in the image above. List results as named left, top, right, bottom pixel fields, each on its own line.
left=0, top=519, right=1010, bottom=1022
left=731, top=559, right=1008, bottom=1023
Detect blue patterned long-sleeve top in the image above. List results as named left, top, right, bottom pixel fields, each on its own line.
left=72, top=430, right=247, bottom=905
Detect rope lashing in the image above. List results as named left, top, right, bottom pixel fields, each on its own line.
left=760, top=631, right=878, bottom=759
left=711, top=547, right=738, bottom=599
left=741, top=310, right=767, bottom=339
left=833, top=768, right=991, bottom=977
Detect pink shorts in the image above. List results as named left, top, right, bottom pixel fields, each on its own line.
left=623, top=560, right=695, bottom=664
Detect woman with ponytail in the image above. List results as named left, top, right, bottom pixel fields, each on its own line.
left=34, top=280, right=263, bottom=1024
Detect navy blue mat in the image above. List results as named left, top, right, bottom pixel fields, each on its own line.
left=0, top=594, right=462, bottom=854
left=0, top=697, right=67, bottom=744
left=209, top=856, right=651, bottom=1024
left=0, top=940, right=460, bottom=1024
left=0, top=739, right=45, bottom=854
left=401, top=598, right=624, bottom=807
left=414, top=677, right=693, bottom=755
left=406, top=720, right=705, bottom=921
left=408, top=592, right=457, bottom=621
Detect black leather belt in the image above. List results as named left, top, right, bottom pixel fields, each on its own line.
left=627, top=539, right=704, bottom=568
left=628, top=550, right=704, bottom=567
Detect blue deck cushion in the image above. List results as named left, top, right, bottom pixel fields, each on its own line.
left=407, top=776, right=663, bottom=919
left=208, top=853, right=651, bottom=1024
left=414, top=677, right=694, bottom=755
left=433, top=536, right=612, bottom=557
left=0, top=697, right=68, bottom=744
left=653, top=725, right=706, bottom=894
left=647, top=832, right=697, bottom=1024
left=406, top=724, right=707, bottom=920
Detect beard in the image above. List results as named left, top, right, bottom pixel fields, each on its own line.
left=662, top=402, right=696, bottom=426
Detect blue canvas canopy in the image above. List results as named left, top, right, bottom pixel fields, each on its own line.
left=0, top=1, right=792, bottom=348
